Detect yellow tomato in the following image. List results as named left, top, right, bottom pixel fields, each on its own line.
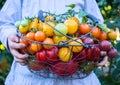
left=19, top=25, right=29, bottom=34
left=107, top=30, right=117, bottom=40
left=53, top=35, right=68, bottom=44
left=64, top=19, right=78, bottom=34
left=58, top=47, right=72, bottom=62
left=69, top=38, right=83, bottom=53
left=42, top=22, right=55, bottom=37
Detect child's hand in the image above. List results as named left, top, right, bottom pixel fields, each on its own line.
left=8, top=33, right=29, bottom=65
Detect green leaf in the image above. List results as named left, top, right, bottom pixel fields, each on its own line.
left=66, top=4, right=75, bottom=9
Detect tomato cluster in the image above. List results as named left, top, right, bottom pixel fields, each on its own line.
left=15, top=14, right=118, bottom=77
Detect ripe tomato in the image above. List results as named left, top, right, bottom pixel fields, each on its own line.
left=68, top=17, right=79, bottom=24
left=42, top=22, right=55, bottom=37
left=26, top=32, right=35, bottom=40
left=107, top=30, right=117, bottom=40
left=34, top=31, right=46, bottom=42
left=92, top=27, right=101, bottom=38
left=28, top=60, right=46, bottom=71
left=64, top=19, right=78, bottom=34
left=58, top=47, right=72, bottom=62
left=99, top=31, right=107, bottom=41
left=19, top=36, right=29, bottom=46
left=45, top=46, right=59, bottom=63
left=53, top=35, right=68, bottom=44
left=43, top=38, right=54, bottom=49
left=28, top=43, right=42, bottom=54
left=19, top=25, right=29, bottom=34
left=35, top=49, right=47, bottom=62
left=50, top=60, right=78, bottom=76
left=69, top=38, right=83, bottom=53
left=38, top=22, right=43, bottom=31
left=79, top=24, right=91, bottom=34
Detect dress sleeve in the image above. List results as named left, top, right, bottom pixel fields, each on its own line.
left=0, top=0, right=22, bottom=49
left=84, top=0, right=104, bottom=23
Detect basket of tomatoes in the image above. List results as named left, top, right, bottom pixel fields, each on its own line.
left=15, top=9, right=118, bottom=79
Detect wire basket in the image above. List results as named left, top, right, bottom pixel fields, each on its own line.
left=16, top=10, right=104, bottom=79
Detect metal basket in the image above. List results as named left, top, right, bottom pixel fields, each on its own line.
left=16, top=10, right=101, bottom=79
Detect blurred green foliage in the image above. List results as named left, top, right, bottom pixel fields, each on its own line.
left=0, top=0, right=120, bottom=85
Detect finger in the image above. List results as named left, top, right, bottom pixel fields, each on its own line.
left=100, top=51, right=107, bottom=56
left=97, top=56, right=108, bottom=66
left=9, top=33, right=19, bottom=43
left=14, top=56, right=27, bottom=63
left=11, top=49, right=28, bottom=60
left=9, top=41, right=25, bottom=49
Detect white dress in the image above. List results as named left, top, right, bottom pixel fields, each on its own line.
left=0, top=0, right=103, bottom=85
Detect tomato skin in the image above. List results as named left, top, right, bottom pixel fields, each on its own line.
left=35, top=49, right=47, bottom=63
left=45, top=46, right=59, bottom=63
left=92, top=27, right=101, bottom=38
left=53, top=35, right=67, bottom=44
left=79, top=24, right=91, bottom=34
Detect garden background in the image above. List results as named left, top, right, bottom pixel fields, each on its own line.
left=0, top=0, right=120, bottom=85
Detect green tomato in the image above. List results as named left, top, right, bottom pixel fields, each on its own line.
left=21, top=19, right=29, bottom=27
left=19, top=25, right=29, bottom=34
left=54, top=23, right=68, bottom=36
left=15, top=21, right=21, bottom=28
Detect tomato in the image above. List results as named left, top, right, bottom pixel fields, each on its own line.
left=43, top=38, right=54, bottom=49
left=35, top=49, right=47, bottom=62
left=69, top=38, right=83, bottom=53
left=28, top=43, right=42, bottom=54
left=26, top=32, right=35, bottom=40
left=35, top=31, right=46, bottom=42
left=45, top=46, right=59, bottom=63
left=107, top=30, right=117, bottom=40
left=91, top=27, right=101, bottom=38
left=68, top=17, right=79, bottom=24
left=42, top=22, right=55, bottom=37
left=38, top=21, right=43, bottom=31
left=15, top=21, right=21, bottom=28
left=50, top=60, right=78, bottom=76
left=99, top=31, right=107, bottom=41
left=53, top=35, right=67, bottom=44
left=21, top=19, right=29, bottom=27
left=64, top=19, right=78, bottom=34
left=54, top=23, right=68, bottom=36
left=58, top=47, right=72, bottom=62
left=19, top=36, right=29, bottom=46
left=28, top=60, right=46, bottom=71
left=19, top=25, right=29, bottom=34
left=79, top=24, right=91, bottom=34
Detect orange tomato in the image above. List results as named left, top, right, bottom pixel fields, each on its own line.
left=35, top=31, right=46, bottom=42
left=28, top=43, right=42, bottom=54
left=19, top=36, right=29, bottom=46
left=64, top=19, right=78, bottom=34
left=79, top=24, right=91, bottom=34
left=43, top=38, right=54, bottom=49
left=26, top=32, right=35, bottom=40
left=92, top=27, right=101, bottom=38
left=99, top=31, right=107, bottom=41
